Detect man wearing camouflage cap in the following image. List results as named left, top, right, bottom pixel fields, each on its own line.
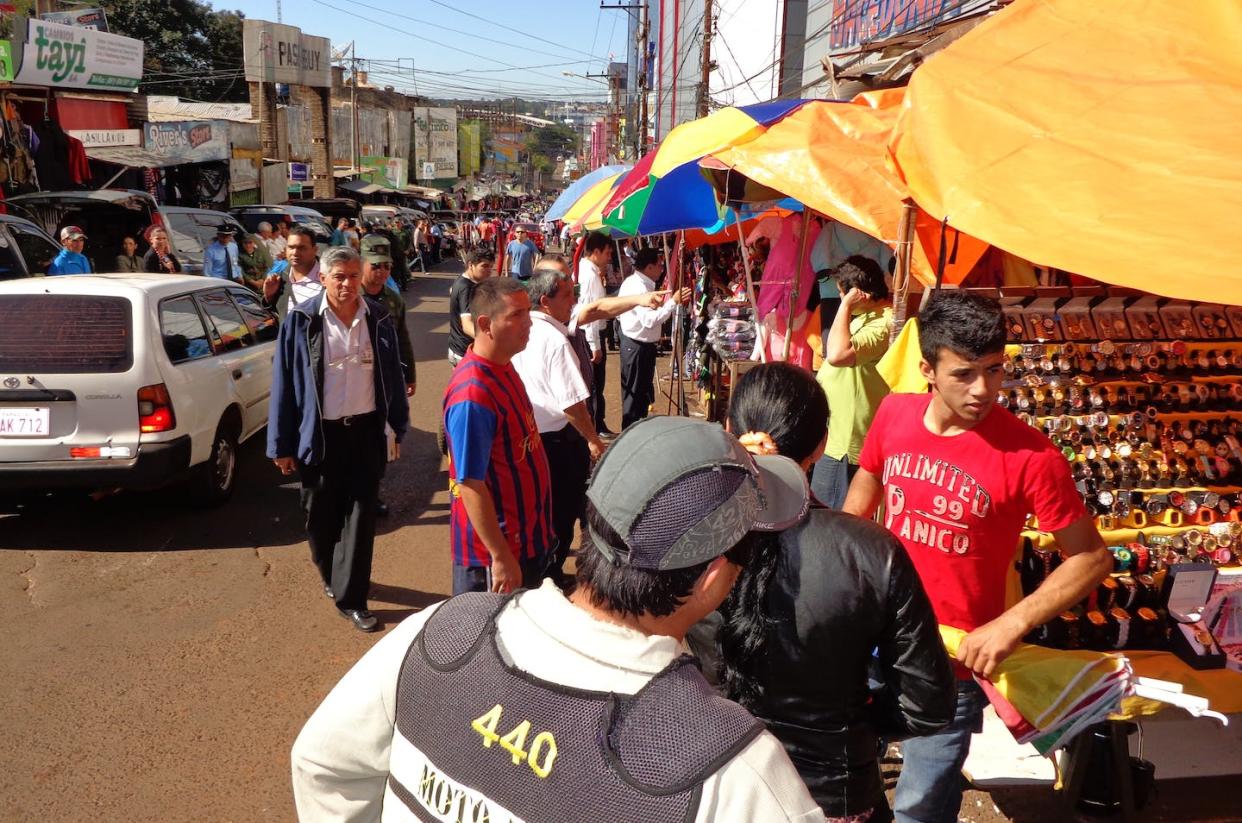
left=361, top=234, right=416, bottom=398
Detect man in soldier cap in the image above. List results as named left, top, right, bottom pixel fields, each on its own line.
left=361, top=234, right=416, bottom=519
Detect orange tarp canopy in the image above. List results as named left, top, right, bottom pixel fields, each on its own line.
left=890, top=0, right=1242, bottom=305
left=709, top=93, right=985, bottom=285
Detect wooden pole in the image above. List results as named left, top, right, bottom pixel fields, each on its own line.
left=890, top=200, right=918, bottom=342
left=782, top=209, right=813, bottom=362
left=733, top=209, right=768, bottom=363
left=675, top=230, right=687, bottom=415
left=662, top=233, right=675, bottom=415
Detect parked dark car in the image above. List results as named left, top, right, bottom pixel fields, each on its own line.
left=6, top=190, right=224, bottom=275
left=0, top=214, right=62, bottom=279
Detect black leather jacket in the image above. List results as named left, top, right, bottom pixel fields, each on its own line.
left=709, top=509, right=956, bottom=819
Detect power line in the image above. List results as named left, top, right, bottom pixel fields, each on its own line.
left=307, top=0, right=611, bottom=90
left=425, top=0, right=615, bottom=62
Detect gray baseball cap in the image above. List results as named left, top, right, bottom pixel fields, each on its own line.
left=585, top=416, right=809, bottom=571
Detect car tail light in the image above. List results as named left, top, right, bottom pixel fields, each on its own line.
left=137, top=383, right=175, bottom=433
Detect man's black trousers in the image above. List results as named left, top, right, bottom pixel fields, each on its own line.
left=540, top=424, right=590, bottom=584
left=298, top=412, right=385, bottom=611
left=590, top=351, right=608, bottom=432
left=620, top=335, right=658, bottom=430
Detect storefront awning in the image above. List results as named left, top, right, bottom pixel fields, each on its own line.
left=339, top=179, right=384, bottom=195
left=890, top=0, right=1242, bottom=304
left=86, top=145, right=206, bottom=168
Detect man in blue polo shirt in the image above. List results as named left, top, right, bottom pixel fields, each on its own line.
left=48, top=226, right=92, bottom=275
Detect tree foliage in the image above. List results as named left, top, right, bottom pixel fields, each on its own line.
left=102, top=0, right=247, bottom=103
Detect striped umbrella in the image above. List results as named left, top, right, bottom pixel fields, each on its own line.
left=600, top=100, right=810, bottom=236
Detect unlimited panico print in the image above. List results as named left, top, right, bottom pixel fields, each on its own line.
left=881, top=452, right=993, bottom=555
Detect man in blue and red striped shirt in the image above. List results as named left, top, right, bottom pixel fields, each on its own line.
left=444, top=277, right=554, bottom=594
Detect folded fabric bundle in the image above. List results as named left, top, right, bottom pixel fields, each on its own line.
left=938, top=626, right=1223, bottom=755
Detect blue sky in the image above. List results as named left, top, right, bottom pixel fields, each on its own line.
left=213, top=0, right=628, bottom=101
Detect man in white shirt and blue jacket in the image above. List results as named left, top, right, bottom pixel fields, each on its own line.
left=267, top=246, right=409, bottom=632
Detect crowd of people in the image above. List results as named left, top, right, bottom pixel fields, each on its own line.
left=265, top=220, right=1113, bottom=822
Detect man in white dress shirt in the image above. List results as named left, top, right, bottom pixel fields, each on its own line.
left=512, top=269, right=605, bottom=582
left=618, top=247, right=688, bottom=429
left=574, top=232, right=613, bottom=436
left=262, top=225, right=323, bottom=320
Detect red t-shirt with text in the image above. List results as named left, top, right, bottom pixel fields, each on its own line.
left=858, top=393, right=1086, bottom=635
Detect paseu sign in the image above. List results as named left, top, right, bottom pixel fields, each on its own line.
left=14, top=18, right=143, bottom=90
left=243, top=20, right=330, bottom=88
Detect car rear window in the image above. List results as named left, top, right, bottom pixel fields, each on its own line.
left=0, top=294, right=132, bottom=373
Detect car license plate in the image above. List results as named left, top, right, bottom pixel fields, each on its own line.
left=0, top=407, right=50, bottom=437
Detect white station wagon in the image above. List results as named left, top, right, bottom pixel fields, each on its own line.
left=0, top=274, right=278, bottom=504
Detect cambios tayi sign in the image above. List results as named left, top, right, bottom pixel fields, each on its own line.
left=14, top=18, right=143, bottom=90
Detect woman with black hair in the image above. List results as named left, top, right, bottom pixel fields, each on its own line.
left=714, top=362, right=956, bottom=823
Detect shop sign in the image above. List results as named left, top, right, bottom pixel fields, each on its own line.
left=144, top=120, right=230, bottom=164
left=41, top=8, right=110, bottom=32
left=288, top=183, right=303, bottom=195
left=288, top=162, right=310, bottom=182
left=66, top=129, right=139, bottom=148
left=14, top=18, right=143, bottom=91
left=242, top=19, right=330, bottom=88
left=360, top=155, right=407, bottom=190
left=412, top=107, right=458, bottom=180
left=67, top=128, right=141, bottom=148
left=0, top=43, right=13, bottom=83
left=828, top=0, right=994, bottom=52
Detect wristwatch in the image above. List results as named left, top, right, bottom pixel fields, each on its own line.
left=1110, top=607, right=1132, bottom=649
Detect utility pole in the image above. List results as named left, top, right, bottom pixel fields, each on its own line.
left=350, top=41, right=361, bottom=175
left=698, top=0, right=714, bottom=117
left=637, top=2, right=649, bottom=157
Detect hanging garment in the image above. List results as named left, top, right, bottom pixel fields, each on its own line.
left=67, top=136, right=91, bottom=185
left=756, top=214, right=821, bottom=326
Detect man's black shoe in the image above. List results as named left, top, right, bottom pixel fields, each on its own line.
left=324, top=585, right=334, bottom=600
left=376, top=499, right=389, bottom=517
left=338, top=608, right=379, bottom=632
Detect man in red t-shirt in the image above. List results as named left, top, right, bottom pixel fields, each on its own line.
left=845, top=291, right=1110, bottom=823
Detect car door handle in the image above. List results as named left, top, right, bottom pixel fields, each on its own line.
left=232, top=368, right=244, bottom=380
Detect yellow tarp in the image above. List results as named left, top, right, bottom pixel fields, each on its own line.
left=877, top=317, right=928, bottom=393
left=890, top=0, right=1242, bottom=305
left=708, top=94, right=986, bottom=286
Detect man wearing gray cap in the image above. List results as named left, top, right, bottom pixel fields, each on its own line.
left=292, top=416, right=827, bottom=822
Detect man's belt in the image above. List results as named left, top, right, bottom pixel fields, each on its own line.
left=324, top=411, right=379, bottom=427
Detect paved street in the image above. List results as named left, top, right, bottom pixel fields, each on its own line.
left=2, top=259, right=1237, bottom=823
left=0, top=261, right=470, bottom=821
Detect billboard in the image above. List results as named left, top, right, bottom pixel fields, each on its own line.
left=40, top=8, right=110, bottom=31
left=14, top=18, right=143, bottom=91
left=412, top=107, right=458, bottom=181
left=457, top=121, right=481, bottom=177
left=360, top=156, right=408, bottom=190
left=242, top=19, right=330, bottom=88
left=829, top=0, right=994, bottom=52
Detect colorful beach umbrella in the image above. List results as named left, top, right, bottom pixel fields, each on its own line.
left=560, top=171, right=626, bottom=229
left=544, top=164, right=631, bottom=222
left=601, top=100, right=810, bottom=236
